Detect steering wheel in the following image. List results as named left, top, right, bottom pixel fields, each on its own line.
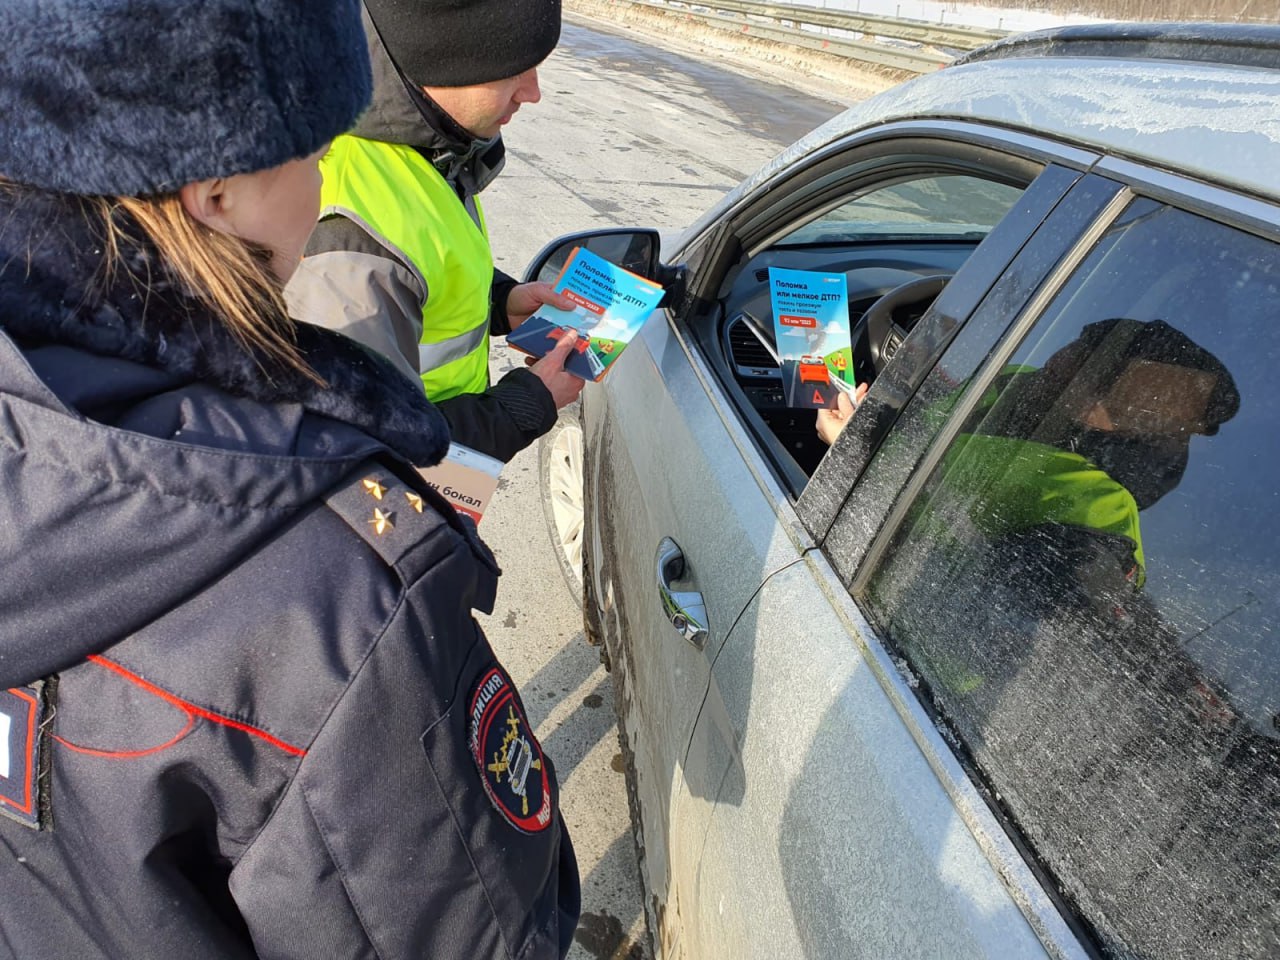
left=861, top=274, right=952, bottom=373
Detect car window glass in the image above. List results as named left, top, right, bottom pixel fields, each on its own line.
left=776, top=175, right=1023, bottom=245
left=811, top=172, right=1121, bottom=552
left=860, top=200, right=1279, bottom=959
left=720, top=168, right=1039, bottom=492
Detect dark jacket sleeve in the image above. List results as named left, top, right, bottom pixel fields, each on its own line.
left=228, top=514, right=580, bottom=959
left=436, top=365, right=557, bottom=463
left=489, top=268, right=521, bottom=337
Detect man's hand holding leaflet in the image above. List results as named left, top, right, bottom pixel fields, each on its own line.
left=507, top=246, right=665, bottom=382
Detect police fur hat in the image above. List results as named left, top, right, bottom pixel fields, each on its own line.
left=0, top=0, right=372, bottom=197
left=364, top=0, right=561, bottom=87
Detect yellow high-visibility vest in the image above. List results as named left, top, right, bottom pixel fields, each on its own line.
left=320, top=135, right=492, bottom=399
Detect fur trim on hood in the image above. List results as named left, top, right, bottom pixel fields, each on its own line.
left=0, top=184, right=458, bottom=686
left=0, top=186, right=449, bottom=467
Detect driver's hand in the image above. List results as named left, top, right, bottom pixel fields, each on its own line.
left=816, top=384, right=868, bottom=446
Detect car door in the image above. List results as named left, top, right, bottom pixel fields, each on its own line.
left=581, top=250, right=817, bottom=959
left=839, top=176, right=1280, bottom=960
left=672, top=171, right=1131, bottom=959
left=588, top=124, right=1104, bottom=958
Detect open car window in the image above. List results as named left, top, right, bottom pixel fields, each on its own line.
left=698, top=144, right=1056, bottom=499
left=775, top=174, right=1023, bottom=246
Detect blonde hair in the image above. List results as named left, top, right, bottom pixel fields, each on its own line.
left=90, top=192, right=319, bottom=382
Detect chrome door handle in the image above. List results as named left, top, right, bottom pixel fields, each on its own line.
left=656, top=537, right=709, bottom=649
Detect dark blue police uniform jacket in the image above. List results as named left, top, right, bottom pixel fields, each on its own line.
left=0, top=189, right=579, bottom=959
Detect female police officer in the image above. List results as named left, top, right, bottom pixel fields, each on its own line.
left=0, top=1, right=578, bottom=956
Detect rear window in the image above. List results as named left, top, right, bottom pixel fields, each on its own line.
left=862, top=199, right=1279, bottom=959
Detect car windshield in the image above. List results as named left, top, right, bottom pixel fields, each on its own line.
left=777, top=174, right=1023, bottom=245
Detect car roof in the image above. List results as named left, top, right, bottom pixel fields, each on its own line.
left=681, top=23, right=1280, bottom=245
left=956, top=22, right=1280, bottom=71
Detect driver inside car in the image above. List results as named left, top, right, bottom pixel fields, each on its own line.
left=933, top=317, right=1238, bottom=588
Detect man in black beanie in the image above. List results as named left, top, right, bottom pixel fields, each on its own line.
left=287, top=0, right=584, bottom=464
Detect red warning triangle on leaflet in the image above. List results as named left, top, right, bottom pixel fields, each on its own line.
left=812, top=389, right=825, bottom=405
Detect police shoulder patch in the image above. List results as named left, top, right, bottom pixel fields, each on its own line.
left=468, top=667, right=552, bottom=833
left=0, top=683, right=52, bottom=831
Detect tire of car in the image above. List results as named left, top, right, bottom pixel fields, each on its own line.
left=538, top=406, right=585, bottom=608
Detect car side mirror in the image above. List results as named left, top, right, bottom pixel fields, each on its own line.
left=522, top=228, right=664, bottom=286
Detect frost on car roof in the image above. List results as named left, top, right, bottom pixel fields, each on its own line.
left=956, top=21, right=1280, bottom=72
left=677, top=53, right=1280, bottom=250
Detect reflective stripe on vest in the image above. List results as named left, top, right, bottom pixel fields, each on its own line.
left=320, top=135, right=492, bottom=400
left=419, top=323, right=489, bottom=373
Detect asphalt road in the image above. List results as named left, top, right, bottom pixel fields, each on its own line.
left=475, top=15, right=846, bottom=959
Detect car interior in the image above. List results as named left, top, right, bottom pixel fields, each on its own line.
left=719, top=243, right=971, bottom=476
left=683, top=148, right=1038, bottom=495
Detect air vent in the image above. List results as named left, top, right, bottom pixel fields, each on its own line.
left=728, top=317, right=779, bottom=370
left=754, top=269, right=770, bottom=283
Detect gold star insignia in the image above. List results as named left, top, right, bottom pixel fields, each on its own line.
left=405, top=491, right=424, bottom=513
left=361, top=477, right=387, bottom=500
left=369, top=508, right=394, bottom=536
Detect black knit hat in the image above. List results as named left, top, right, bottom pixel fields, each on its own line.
left=0, top=0, right=372, bottom=197
left=364, top=0, right=561, bottom=87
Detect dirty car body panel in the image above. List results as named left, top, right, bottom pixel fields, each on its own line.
left=571, top=23, right=1280, bottom=960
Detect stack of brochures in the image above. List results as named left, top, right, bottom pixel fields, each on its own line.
left=417, top=443, right=503, bottom=525
left=507, top=246, right=665, bottom=382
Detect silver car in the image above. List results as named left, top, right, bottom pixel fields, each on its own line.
left=529, top=23, right=1280, bottom=960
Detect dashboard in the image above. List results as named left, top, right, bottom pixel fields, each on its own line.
left=716, top=241, right=980, bottom=477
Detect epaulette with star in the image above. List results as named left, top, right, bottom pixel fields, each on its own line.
left=323, top=464, right=445, bottom=568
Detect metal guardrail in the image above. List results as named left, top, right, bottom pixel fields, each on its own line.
left=597, top=0, right=1010, bottom=73
left=681, top=0, right=1007, bottom=49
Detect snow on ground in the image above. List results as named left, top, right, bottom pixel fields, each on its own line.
left=786, top=0, right=1108, bottom=33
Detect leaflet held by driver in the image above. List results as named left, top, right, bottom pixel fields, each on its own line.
left=768, top=266, right=854, bottom=409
